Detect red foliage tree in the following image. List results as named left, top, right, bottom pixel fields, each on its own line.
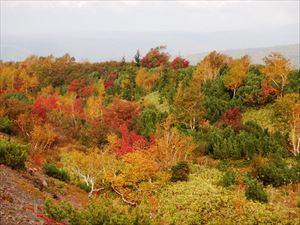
left=32, top=93, right=59, bottom=121
left=261, top=83, right=276, bottom=97
left=113, top=124, right=147, bottom=154
left=103, top=98, right=140, bottom=130
left=104, top=79, right=114, bottom=90
left=169, top=57, right=189, bottom=69
left=68, top=79, right=93, bottom=97
left=141, top=46, right=169, bottom=68
left=219, top=106, right=241, bottom=129
left=104, top=72, right=118, bottom=90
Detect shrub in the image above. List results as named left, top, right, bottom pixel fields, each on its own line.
left=205, top=122, right=288, bottom=160
left=222, top=171, right=236, bottom=187
left=77, top=182, right=91, bottom=193
left=245, top=178, right=268, bottom=203
left=43, top=163, right=70, bottom=182
left=45, top=197, right=154, bottom=225
left=44, top=198, right=74, bottom=221
left=157, top=166, right=299, bottom=224
left=256, top=155, right=300, bottom=187
left=3, top=92, right=30, bottom=103
left=219, top=106, right=242, bottom=129
left=137, top=105, right=166, bottom=138
left=170, top=161, right=190, bottom=182
left=0, top=116, right=12, bottom=133
left=0, top=139, right=27, bottom=169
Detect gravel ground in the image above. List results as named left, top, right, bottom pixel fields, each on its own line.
left=0, top=165, right=47, bottom=225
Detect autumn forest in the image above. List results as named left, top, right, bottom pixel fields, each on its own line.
left=0, top=46, right=300, bottom=224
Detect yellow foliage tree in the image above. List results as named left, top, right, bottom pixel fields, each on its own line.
left=31, top=123, right=57, bottom=151
left=0, top=65, right=18, bottom=90
left=38, top=85, right=56, bottom=96
left=85, top=95, right=104, bottom=120
left=61, top=149, right=120, bottom=197
left=260, top=52, right=292, bottom=96
left=110, top=151, right=167, bottom=205
left=223, top=55, right=250, bottom=97
left=193, top=51, right=232, bottom=82
left=19, top=70, right=39, bottom=94
left=273, top=93, right=300, bottom=155
left=85, top=79, right=106, bottom=122
left=149, top=118, right=198, bottom=169
left=135, top=68, right=160, bottom=91
left=290, top=101, right=300, bottom=155
left=173, top=80, right=205, bottom=130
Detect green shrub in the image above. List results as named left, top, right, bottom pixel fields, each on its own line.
left=205, top=122, right=288, bottom=160
left=256, top=155, right=300, bottom=187
left=45, top=198, right=74, bottom=221
left=222, top=171, right=236, bottom=187
left=137, top=105, right=166, bottom=138
left=245, top=178, right=268, bottom=203
left=45, top=197, right=154, bottom=225
left=0, top=139, right=27, bottom=169
left=77, top=181, right=91, bottom=193
left=296, top=199, right=300, bottom=208
left=170, top=161, right=190, bottom=182
left=157, top=166, right=299, bottom=224
left=3, top=92, right=30, bottom=103
left=217, top=160, right=229, bottom=171
left=43, top=163, right=70, bottom=182
left=0, top=117, right=12, bottom=133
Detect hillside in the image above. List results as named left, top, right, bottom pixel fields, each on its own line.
left=186, top=43, right=300, bottom=67
left=0, top=48, right=300, bottom=224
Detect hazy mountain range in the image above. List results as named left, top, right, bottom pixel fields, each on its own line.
left=186, top=43, right=300, bottom=67
left=1, top=24, right=299, bottom=67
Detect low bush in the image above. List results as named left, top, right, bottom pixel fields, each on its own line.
left=256, top=155, right=300, bottom=187
left=245, top=178, right=268, bottom=203
left=43, top=163, right=70, bottom=182
left=0, top=139, right=27, bottom=169
left=0, top=116, right=12, bottom=133
left=222, top=171, right=236, bottom=187
left=2, top=92, right=30, bottom=103
left=170, top=161, right=190, bottom=182
left=44, top=197, right=154, bottom=225
left=158, top=166, right=299, bottom=224
left=44, top=198, right=74, bottom=221
left=77, top=181, right=91, bottom=193
left=205, top=122, right=287, bottom=160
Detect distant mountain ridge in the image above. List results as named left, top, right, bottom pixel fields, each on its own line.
left=186, top=44, right=300, bottom=68
left=1, top=24, right=299, bottom=63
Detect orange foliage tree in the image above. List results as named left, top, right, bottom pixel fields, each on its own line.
left=103, top=98, right=140, bottom=130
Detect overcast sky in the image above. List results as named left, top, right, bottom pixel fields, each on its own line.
left=1, top=0, right=299, bottom=35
